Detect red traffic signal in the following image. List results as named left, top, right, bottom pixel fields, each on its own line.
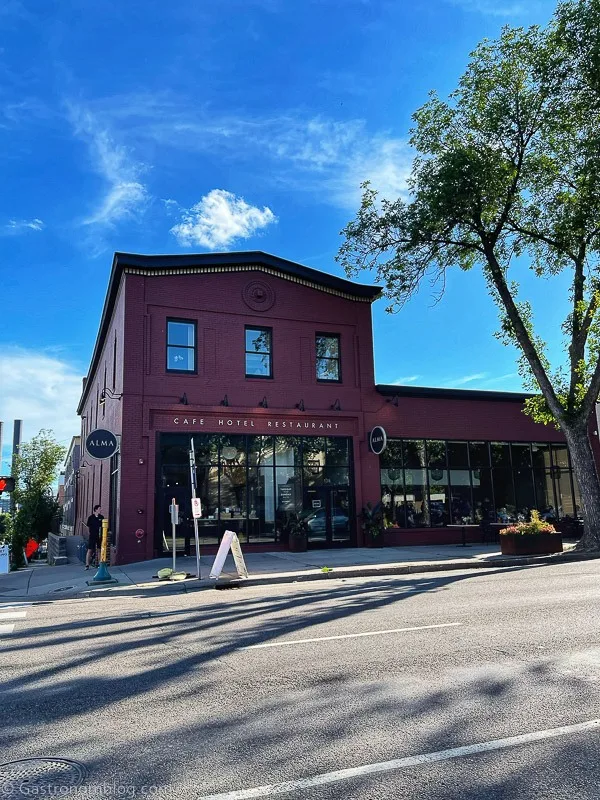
left=0, top=477, right=15, bottom=493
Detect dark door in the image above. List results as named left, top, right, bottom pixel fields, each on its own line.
left=306, top=486, right=352, bottom=548
left=159, top=465, right=193, bottom=555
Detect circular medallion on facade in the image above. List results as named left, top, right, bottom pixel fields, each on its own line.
left=243, top=280, right=275, bottom=311
left=85, top=428, right=119, bottom=460
left=368, top=426, right=388, bottom=455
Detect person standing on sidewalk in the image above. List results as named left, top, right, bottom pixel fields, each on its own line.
left=85, top=505, right=104, bottom=570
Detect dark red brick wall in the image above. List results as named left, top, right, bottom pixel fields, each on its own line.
left=76, top=277, right=126, bottom=553
left=78, top=265, right=583, bottom=563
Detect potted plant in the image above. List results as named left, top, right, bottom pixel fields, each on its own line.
left=287, top=513, right=308, bottom=552
left=499, top=510, right=563, bottom=556
left=360, top=502, right=384, bottom=547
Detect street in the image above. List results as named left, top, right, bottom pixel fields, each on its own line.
left=2, top=561, right=600, bottom=799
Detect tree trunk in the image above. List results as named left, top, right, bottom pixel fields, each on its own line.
left=563, top=425, right=600, bottom=551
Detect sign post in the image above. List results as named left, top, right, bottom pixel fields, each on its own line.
left=189, top=438, right=201, bottom=579
left=88, top=518, right=117, bottom=584
left=170, top=498, right=178, bottom=573
left=84, top=428, right=119, bottom=585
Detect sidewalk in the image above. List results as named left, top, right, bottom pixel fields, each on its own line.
left=0, top=541, right=595, bottom=600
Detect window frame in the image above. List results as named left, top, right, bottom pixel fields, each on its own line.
left=166, top=318, right=198, bottom=375
left=245, top=325, right=273, bottom=380
left=315, top=332, right=342, bottom=383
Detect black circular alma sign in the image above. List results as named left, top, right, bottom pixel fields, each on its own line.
left=369, top=426, right=387, bottom=455
left=85, top=429, right=119, bottom=460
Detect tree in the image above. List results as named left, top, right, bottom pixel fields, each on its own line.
left=11, top=430, right=65, bottom=568
left=338, top=0, right=600, bottom=550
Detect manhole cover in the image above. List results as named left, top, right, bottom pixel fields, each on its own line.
left=0, top=758, right=87, bottom=798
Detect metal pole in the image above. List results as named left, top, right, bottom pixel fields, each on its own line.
left=11, top=420, right=22, bottom=513
left=172, top=496, right=177, bottom=573
left=90, top=517, right=114, bottom=582
left=189, top=437, right=201, bottom=579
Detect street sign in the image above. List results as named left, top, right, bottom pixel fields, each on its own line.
left=170, top=503, right=179, bottom=525
left=85, top=429, right=119, bottom=460
left=191, top=497, right=202, bottom=519
left=209, top=530, right=249, bottom=580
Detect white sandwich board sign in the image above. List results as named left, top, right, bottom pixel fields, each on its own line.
left=209, top=530, right=249, bottom=580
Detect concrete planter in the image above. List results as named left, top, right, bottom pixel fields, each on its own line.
left=500, top=533, right=563, bottom=556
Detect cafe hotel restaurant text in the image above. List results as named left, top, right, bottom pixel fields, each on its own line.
left=75, top=251, right=597, bottom=565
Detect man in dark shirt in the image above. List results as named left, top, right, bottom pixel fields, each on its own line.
left=85, top=505, right=104, bottom=569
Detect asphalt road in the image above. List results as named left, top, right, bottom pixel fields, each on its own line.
left=2, top=560, right=600, bottom=799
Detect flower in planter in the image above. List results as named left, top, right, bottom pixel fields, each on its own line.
left=499, top=510, right=558, bottom=536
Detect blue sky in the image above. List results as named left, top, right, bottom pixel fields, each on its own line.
left=0, top=0, right=562, bottom=469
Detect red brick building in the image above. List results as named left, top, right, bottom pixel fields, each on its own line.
left=76, top=251, right=580, bottom=564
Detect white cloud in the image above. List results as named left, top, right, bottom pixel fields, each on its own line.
left=390, top=375, right=421, bottom=384
left=448, top=0, right=537, bottom=15
left=0, top=348, right=82, bottom=472
left=448, top=372, right=489, bottom=387
left=170, top=189, right=277, bottom=250
left=68, top=104, right=149, bottom=227
left=89, top=96, right=411, bottom=210
left=2, top=218, right=44, bottom=234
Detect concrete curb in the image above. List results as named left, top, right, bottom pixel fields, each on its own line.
left=4, top=548, right=599, bottom=601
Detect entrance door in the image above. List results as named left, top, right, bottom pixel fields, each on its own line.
left=306, top=486, right=352, bottom=548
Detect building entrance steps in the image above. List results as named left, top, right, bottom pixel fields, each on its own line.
left=0, top=542, right=592, bottom=600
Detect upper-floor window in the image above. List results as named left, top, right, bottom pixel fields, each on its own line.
left=316, top=334, right=341, bottom=382
left=167, top=319, right=196, bottom=372
left=245, top=327, right=272, bottom=378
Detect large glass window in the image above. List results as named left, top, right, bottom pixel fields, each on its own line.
left=245, top=327, right=272, bottom=378
left=158, top=433, right=353, bottom=549
left=380, top=437, right=579, bottom=528
left=167, top=319, right=196, bottom=372
left=316, top=334, right=341, bottom=382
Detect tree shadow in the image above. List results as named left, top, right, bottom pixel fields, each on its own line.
left=1, top=562, right=596, bottom=798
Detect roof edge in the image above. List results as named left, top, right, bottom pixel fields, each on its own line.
left=376, top=384, right=533, bottom=402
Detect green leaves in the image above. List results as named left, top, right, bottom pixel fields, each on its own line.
left=338, top=0, right=600, bottom=428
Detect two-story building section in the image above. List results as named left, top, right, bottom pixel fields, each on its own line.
left=76, top=251, right=584, bottom=565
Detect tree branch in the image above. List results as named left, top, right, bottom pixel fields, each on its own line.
left=482, top=241, right=564, bottom=420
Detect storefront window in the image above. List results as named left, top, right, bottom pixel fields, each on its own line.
left=491, top=442, right=510, bottom=467
left=381, top=438, right=578, bottom=529
left=381, top=467, right=405, bottom=527
left=533, top=470, right=557, bottom=519
left=404, top=440, right=426, bottom=468
left=428, top=468, right=449, bottom=526
left=531, top=443, right=552, bottom=468
left=511, top=443, right=531, bottom=468
left=448, top=442, right=469, bottom=468
left=404, top=468, right=429, bottom=527
left=472, top=468, right=494, bottom=522
left=426, top=441, right=446, bottom=467
left=469, top=442, right=490, bottom=467
left=248, top=436, right=273, bottom=466
left=449, top=469, right=473, bottom=523
left=158, top=433, right=354, bottom=551
left=492, top=469, right=516, bottom=522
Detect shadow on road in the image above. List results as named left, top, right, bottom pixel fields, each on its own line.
left=1, top=562, right=596, bottom=799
